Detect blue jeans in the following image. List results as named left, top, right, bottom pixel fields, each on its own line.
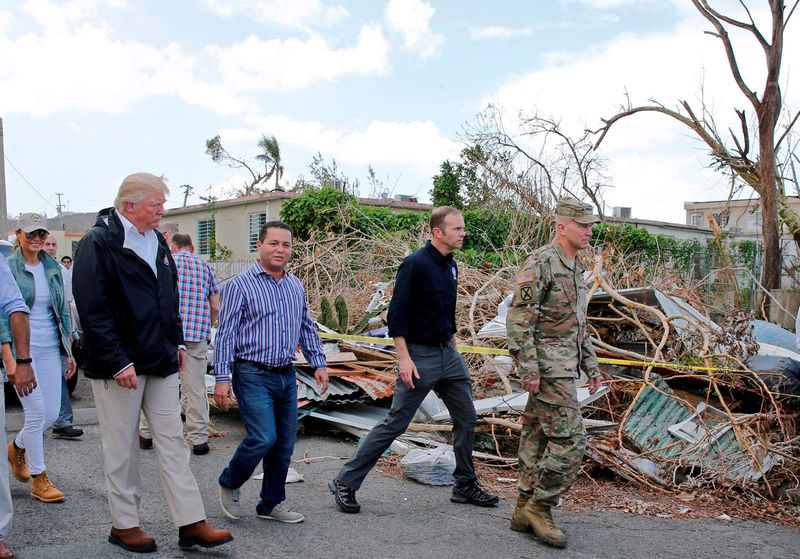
left=218, top=363, right=298, bottom=514
left=53, top=356, right=73, bottom=429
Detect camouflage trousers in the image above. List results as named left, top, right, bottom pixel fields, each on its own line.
left=517, top=377, right=586, bottom=506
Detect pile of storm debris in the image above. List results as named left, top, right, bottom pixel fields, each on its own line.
left=210, top=231, right=800, bottom=520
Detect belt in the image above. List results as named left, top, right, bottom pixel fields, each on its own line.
left=234, top=359, right=293, bottom=374
left=410, top=340, right=451, bottom=349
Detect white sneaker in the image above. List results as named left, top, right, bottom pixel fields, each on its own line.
left=219, top=484, right=241, bottom=519
left=257, top=502, right=304, bottom=523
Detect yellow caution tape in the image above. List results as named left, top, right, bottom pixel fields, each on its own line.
left=317, top=331, right=508, bottom=355
left=319, top=331, right=800, bottom=399
left=318, top=331, right=749, bottom=371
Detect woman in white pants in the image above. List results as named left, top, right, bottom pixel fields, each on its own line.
left=0, top=213, right=75, bottom=502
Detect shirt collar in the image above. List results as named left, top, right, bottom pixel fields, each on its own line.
left=252, top=260, right=287, bottom=280
left=117, top=211, right=155, bottom=239
left=551, top=242, right=577, bottom=271
left=424, top=240, right=453, bottom=266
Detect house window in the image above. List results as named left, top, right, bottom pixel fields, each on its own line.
left=248, top=212, right=267, bottom=252
left=746, top=210, right=762, bottom=230
left=71, top=240, right=80, bottom=258
left=198, top=219, right=215, bottom=255
left=690, top=212, right=704, bottom=227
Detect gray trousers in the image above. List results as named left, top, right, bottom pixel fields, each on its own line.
left=0, top=384, right=12, bottom=540
left=337, top=342, right=478, bottom=490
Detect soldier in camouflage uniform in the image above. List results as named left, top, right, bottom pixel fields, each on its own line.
left=506, top=197, right=603, bottom=548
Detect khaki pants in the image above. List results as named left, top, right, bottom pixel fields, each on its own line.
left=139, top=342, right=209, bottom=445
left=181, top=341, right=209, bottom=445
left=92, top=374, right=206, bottom=529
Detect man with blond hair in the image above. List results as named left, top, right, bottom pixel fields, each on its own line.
left=73, top=172, right=232, bottom=554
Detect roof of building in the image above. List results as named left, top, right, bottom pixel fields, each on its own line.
left=165, top=190, right=433, bottom=216
left=684, top=196, right=800, bottom=208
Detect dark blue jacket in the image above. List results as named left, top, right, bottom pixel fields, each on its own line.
left=387, top=241, right=458, bottom=345
left=73, top=208, right=184, bottom=379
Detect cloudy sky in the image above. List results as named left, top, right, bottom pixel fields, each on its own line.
left=1, top=0, right=798, bottom=224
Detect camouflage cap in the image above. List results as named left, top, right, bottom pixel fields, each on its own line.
left=555, top=197, right=600, bottom=224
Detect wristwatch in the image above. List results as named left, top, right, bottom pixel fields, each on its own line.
left=15, top=357, right=32, bottom=364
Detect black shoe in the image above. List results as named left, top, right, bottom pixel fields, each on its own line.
left=139, top=435, right=153, bottom=450
left=450, top=482, right=499, bottom=507
left=52, top=426, right=83, bottom=439
left=329, top=479, right=360, bottom=513
left=192, top=443, right=209, bottom=456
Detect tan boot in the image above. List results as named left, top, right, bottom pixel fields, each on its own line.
left=7, top=441, right=30, bottom=483
left=510, top=495, right=532, bottom=533
left=30, top=471, right=64, bottom=502
left=522, top=501, right=567, bottom=547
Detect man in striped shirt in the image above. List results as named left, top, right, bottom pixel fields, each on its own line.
left=171, top=232, right=220, bottom=456
left=214, top=220, right=328, bottom=524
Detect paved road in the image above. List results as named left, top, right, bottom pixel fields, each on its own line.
left=3, top=376, right=797, bottom=559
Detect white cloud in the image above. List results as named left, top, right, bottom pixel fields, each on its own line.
left=0, top=3, right=389, bottom=116
left=470, top=26, right=532, bottom=40
left=200, top=0, right=347, bottom=30
left=206, top=24, right=390, bottom=92
left=562, top=0, right=659, bottom=8
left=384, top=0, right=443, bottom=60
left=237, top=114, right=457, bottom=168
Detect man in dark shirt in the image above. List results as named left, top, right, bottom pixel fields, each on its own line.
left=329, top=206, right=498, bottom=513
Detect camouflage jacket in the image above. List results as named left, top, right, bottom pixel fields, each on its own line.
left=506, top=242, right=600, bottom=381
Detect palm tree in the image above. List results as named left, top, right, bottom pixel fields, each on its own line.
left=256, top=135, right=284, bottom=191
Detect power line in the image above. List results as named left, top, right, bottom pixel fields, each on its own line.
left=4, top=155, right=58, bottom=210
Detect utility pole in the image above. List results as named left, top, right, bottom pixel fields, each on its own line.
left=181, top=184, right=194, bottom=207
left=0, top=118, right=7, bottom=238
left=55, top=192, right=65, bottom=230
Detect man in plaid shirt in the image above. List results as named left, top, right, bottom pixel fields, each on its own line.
left=171, top=232, right=220, bottom=455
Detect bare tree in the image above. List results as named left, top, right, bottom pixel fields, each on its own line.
left=594, top=0, right=800, bottom=296
left=462, top=102, right=610, bottom=217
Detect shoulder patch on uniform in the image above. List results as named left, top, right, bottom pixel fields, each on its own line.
left=517, top=271, right=534, bottom=302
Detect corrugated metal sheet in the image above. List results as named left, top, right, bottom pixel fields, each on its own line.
left=295, top=369, right=362, bottom=403
left=341, top=374, right=395, bottom=400
left=623, top=375, right=774, bottom=479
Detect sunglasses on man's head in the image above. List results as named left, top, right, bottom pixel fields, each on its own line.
left=24, top=229, right=48, bottom=241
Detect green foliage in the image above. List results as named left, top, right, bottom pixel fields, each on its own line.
left=334, top=295, right=349, bottom=334
left=590, top=223, right=757, bottom=272
left=318, top=293, right=376, bottom=336
left=319, top=297, right=336, bottom=331
left=280, top=187, right=356, bottom=239
left=431, top=160, right=464, bottom=208
left=429, top=146, right=492, bottom=210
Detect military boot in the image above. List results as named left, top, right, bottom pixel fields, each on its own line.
left=510, top=495, right=532, bottom=533
left=522, top=501, right=567, bottom=547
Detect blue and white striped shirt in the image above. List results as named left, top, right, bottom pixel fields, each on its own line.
left=214, top=261, right=326, bottom=382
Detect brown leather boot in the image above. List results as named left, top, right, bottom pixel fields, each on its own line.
left=7, top=442, right=30, bottom=483
left=30, top=471, right=64, bottom=502
left=522, top=501, right=567, bottom=547
left=108, top=526, right=157, bottom=553
left=510, top=495, right=532, bottom=533
left=0, top=540, right=15, bottom=558
left=178, top=520, right=233, bottom=549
